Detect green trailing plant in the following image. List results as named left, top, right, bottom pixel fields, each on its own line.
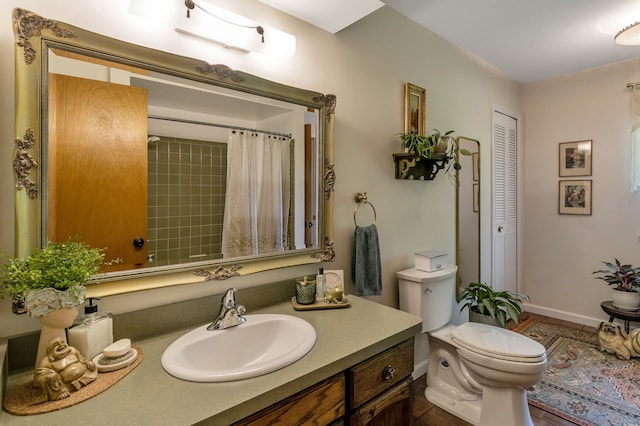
left=429, top=129, right=473, bottom=180
left=399, top=131, right=437, bottom=158
left=0, top=237, right=108, bottom=303
left=593, top=259, right=640, bottom=292
left=456, top=281, right=530, bottom=328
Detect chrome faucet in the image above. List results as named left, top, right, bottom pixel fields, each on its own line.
left=208, top=288, right=247, bottom=330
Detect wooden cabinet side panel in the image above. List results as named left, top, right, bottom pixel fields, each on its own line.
left=234, top=374, right=345, bottom=426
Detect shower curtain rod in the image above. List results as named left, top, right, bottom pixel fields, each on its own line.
left=148, top=115, right=292, bottom=138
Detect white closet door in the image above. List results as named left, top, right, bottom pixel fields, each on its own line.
left=492, top=111, right=518, bottom=293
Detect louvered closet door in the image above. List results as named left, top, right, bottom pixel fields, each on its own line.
left=492, top=111, right=518, bottom=293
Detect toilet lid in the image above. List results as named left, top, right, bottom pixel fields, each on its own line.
left=450, top=322, right=546, bottom=363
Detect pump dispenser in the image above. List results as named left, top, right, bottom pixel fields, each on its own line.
left=316, top=267, right=325, bottom=302
left=67, top=298, right=113, bottom=359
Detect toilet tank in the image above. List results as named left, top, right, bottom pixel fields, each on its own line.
left=397, top=265, right=458, bottom=332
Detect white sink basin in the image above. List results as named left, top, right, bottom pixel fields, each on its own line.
left=161, top=314, right=316, bottom=382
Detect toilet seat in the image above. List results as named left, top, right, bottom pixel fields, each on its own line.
left=450, top=322, right=546, bottom=363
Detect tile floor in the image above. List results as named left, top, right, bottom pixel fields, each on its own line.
left=412, top=312, right=599, bottom=426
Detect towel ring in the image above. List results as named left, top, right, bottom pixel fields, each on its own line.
left=354, top=192, right=377, bottom=226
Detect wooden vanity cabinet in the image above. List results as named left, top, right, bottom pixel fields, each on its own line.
left=233, top=338, right=414, bottom=426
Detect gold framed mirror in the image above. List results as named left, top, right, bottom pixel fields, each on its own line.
left=11, top=8, right=335, bottom=297
left=455, top=137, right=480, bottom=293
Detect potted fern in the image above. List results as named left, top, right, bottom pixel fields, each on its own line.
left=593, top=259, right=640, bottom=311
left=1, top=238, right=107, bottom=312
left=456, top=282, right=530, bottom=328
left=1, top=238, right=112, bottom=365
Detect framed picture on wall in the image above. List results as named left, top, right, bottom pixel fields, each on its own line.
left=404, top=83, right=426, bottom=135
left=559, top=180, right=592, bottom=215
left=559, top=140, right=592, bottom=177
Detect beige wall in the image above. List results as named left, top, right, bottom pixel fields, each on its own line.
left=523, top=58, right=640, bottom=322
left=0, top=0, right=522, bottom=338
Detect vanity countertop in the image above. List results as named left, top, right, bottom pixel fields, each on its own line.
left=1, top=296, right=421, bottom=426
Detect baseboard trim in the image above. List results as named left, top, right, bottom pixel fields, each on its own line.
left=524, top=303, right=606, bottom=329
left=412, top=358, right=428, bottom=380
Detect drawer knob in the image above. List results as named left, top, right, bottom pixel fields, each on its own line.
left=383, top=365, right=395, bottom=381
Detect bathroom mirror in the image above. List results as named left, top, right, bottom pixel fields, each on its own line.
left=11, top=8, right=335, bottom=295
left=455, top=137, right=480, bottom=293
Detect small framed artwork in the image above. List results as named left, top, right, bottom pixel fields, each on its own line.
left=473, top=183, right=479, bottom=212
left=472, top=152, right=479, bottom=182
left=559, top=140, right=592, bottom=177
left=559, top=180, right=592, bottom=215
left=404, top=83, right=426, bottom=135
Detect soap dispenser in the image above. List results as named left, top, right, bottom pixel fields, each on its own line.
left=67, top=298, right=113, bottom=360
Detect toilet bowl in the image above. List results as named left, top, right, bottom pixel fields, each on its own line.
left=397, top=266, right=546, bottom=426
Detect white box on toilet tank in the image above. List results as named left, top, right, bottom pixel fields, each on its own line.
left=414, top=250, right=447, bottom=272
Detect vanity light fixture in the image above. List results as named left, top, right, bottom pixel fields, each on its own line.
left=183, top=0, right=265, bottom=44
left=128, top=0, right=296, bottom=58
left=615, top=20, right=640, bottom=45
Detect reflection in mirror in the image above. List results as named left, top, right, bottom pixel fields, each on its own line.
left=47, top=49, right=317, bottom=271
left=12, top=8, right=335, bottom=292
left=455, top=137, right=480, bottom=293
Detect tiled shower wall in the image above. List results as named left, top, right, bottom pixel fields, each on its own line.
left=147, top=137, right=227, bottom=266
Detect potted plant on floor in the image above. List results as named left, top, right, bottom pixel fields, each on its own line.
left=593, top=258, right=640, bottom=311
left=456, top=282, right=530, bottom=328
left=1, top=237, right=113, bottom=365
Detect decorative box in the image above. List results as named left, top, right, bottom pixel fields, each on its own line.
left=415, top=250, right=448, bottom=272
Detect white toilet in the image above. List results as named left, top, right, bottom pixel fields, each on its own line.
left=397, top=266, right=547, bottom=426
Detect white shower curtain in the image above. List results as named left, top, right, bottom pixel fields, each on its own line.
left=222, top=130, right=291, bottom=257
left=632, top=85, right=640, bottom=192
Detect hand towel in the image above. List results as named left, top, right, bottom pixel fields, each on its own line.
left=351, top=224, right=382, bottom=296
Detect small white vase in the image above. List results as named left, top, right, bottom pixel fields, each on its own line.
left=611, top=288, right=640, bottom=311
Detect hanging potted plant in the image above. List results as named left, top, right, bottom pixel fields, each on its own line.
left=593, top=259, right=640, bottom=311
left=1, top=237, right=114, bottom=366
left=456, top=282, right=530, bottom=328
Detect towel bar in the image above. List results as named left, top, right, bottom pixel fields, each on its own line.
left=354, top=192, right=377, bottom=226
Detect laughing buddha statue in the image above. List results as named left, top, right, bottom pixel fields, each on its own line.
left=33, top=337, right=98, bottom=402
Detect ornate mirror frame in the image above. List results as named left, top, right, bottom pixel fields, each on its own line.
left=11, top=8, right=336, bottom=297
left=455, top=136, right=480, bottom=294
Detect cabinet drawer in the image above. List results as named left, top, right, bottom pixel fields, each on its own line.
left=234, top=373, right=345, bottom=426
left=349, top=338, right=414, bottom=408
left=349, top=377, right=413, bottom=426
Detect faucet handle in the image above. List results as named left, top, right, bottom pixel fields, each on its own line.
left=237, top=305, right=246, bottom=316
left=221, top=288, right=238, bottom=309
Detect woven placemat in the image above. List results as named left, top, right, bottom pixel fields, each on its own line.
left=3, top=345, right=144, bottom=415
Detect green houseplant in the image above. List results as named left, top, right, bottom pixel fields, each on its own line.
left=1, top=237, right=108, bottom=313
left=593, top=259, right=640, bottom=310
left=399, top=131, right=437, bottom=159
left=456, top=282, right=530, bottom=328
left=1, top=238, right=113, bottom=367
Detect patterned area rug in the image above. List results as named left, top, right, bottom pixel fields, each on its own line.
left=515, top=319, right=640, bottom=426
